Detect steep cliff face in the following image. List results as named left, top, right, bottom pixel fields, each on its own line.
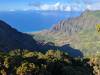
left=32, top=10, right=100, bottom=56
left=0, top=20, right=37, bottom=50
left=51, top=10, right=100, bottom=36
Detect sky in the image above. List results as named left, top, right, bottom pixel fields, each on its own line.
left=0, top=0, right=100, bottom=11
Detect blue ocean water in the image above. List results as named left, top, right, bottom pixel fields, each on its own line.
left=0, top=11, right=81, bottom=32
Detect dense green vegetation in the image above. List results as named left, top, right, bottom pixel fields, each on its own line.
left=31, top=11, right=100, bottom=57
left=33, top=28, right=100, bottom=57
left=71, top=29, right=100, bottom=56
left=89, top=10, right=100, bottom=18
left=33, top=33, right=55, bottom=43
left=0, top=49, right=99, bottom=75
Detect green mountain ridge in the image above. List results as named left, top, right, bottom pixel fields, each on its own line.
left=33, top=10, right=100, bottom=56
left=0, top=20, right=37, bottom=50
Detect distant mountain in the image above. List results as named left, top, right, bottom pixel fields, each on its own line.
left=0, top=20, right=37, bottom=50
left=51, top=10, right=100, bottom=36
left=33, top=10, right=100, bottom=56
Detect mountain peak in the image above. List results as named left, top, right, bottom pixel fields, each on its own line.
left=50, top=10, right=100, bottom=36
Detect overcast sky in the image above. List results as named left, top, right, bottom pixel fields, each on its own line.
left=0, top=0, right=100, bottom=11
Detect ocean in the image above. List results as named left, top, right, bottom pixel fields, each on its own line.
left=0, top=10, right=81, bottom=32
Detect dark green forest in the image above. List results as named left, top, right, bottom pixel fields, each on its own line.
left=0, top=49, right=99, bottom=75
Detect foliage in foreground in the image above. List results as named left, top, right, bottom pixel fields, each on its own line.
left=0, top=49, right=99, bottom=75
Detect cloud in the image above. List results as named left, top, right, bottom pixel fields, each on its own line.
left=29, top=2, right=86, bottom=11
left=82, top=0, right=100, bottom=10
left=9, top=1, right=100, bottom=12
left=85, top=3, right=100, bottom=10
left=83, top=0, right=100, bottom=10
left=9, top=9, right=16, bottom=12
left=9, top=0, right=100, bottom=12
left=64, top=6, right=71, bottom=11
left=83, top=0, right=100, bottom=4
left=30, top=2, right=65, bottom=11
left=1, top=0, right=100, bottom=12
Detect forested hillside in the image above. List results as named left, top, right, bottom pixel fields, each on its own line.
left=33, top=10, right=100, bottom=56
left=0, top=49, right=99, bottom=75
